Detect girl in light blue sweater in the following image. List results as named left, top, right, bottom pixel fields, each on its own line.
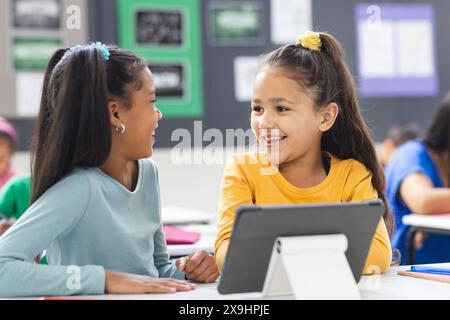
left=0, top=43, right=219, bottom=297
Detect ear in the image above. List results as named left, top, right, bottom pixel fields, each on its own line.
left=108, top=99, right=124, bottom=129
left=318, top=102, right=339, bottom=133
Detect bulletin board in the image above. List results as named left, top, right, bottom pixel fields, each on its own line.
left=355, top=3, right=438, bottom=97
left=117, top=0, right=204, bottom=118
left=0, top=0, right=87, bottom=120
left=206, top=1, right=264, bottom=46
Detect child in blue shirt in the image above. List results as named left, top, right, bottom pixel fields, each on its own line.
left=385, top=92, right=450, bottom=264
left=0, top=43, right=219, bottom=297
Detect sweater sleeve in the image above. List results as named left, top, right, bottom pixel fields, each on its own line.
left=349, top=165, right=392, bottom=274
left=0, top=172, right=105, bottom=298
left=151, top=163, right=185, bottom=280
left=215, top=157, right=254, bottom=270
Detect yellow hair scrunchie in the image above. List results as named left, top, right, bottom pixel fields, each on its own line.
left=296, top=31, right=322, bottom=52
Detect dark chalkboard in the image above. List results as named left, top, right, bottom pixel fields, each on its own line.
left=150, top=64, right=185, bottom=98
left=136, top=10, right=184, bottom=45
left=12, top=0, right=61, bottom=30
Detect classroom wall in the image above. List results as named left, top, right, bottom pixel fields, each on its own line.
left=1, top=0, right=88, bottom=150
left=84, top=0, right=450, bottom=147
left=4, top=0, right=450, bottom=151
left=314, top=0, right=450, bottom=141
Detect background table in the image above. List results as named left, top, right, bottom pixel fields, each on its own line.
left=402, top=214, right=450, bottom=264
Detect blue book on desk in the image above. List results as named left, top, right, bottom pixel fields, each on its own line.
left=410, top=265, right=450, bottom=275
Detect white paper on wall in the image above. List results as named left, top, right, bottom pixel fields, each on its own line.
left=397, top=20, right=434, bottom=77
left=16, top=72, right=44, bottom=117
left=271, top=0, right=312, bottom=45
left=358, top=21, right=396, bottom=78
left=234, top=56, right=259, bottom=102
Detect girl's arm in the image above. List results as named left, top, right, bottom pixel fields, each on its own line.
left=400, top=173, right=450, bottom=214
left=0, top=173, right=105, bottom=298
left=362, top=220, right=392, bottom=275
left=153, top=223, right=186, bottom=280
left=349, top=167, right=392, bottom=274
left=215, top=157, right=254, bottom=270
left=152, top=164, right=185, bottom=280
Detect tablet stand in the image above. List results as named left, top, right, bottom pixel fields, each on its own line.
left=262, top=234, right=361, bottom=300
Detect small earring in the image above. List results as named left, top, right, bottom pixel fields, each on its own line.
left=115, top=123, right=126, bottom=134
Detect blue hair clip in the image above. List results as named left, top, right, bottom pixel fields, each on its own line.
left=92, top=42, right=110, bottom=61
left=69, top=44, right=82, bottom=52
left=68, top=42, right=110, bottom=61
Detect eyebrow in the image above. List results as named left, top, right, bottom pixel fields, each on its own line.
left=252, top=98, right=295, bottom=104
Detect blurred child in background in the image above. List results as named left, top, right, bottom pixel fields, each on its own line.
left=0, top=117, right=19, bottom=189
left=0, top=175, right=31, bottom=237
left=380, top=123, right=421, bottom=167
left=385, top=92, right=450, bottom=264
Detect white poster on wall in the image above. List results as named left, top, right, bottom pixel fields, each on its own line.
left=16, top=72, right=44, bottom=117
left=234, top=56, right=259, bottom=102
left=358, top=20, right=434, bottom=79
left=358, top=21, right=396, bottom=78
left=355, top=3, right=437, bottom=97
left=396, top=20, right=434, bottom=77
left=271, top=0, right=312, bottom=45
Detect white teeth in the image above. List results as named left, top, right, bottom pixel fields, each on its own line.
left=261, top=136, right=285, bottom=142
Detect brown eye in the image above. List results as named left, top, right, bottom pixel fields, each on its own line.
left=276, top=106, right=289, bottom=112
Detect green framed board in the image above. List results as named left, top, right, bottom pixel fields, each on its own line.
left=12, top=37, right=61, bottom=70
left=118, top=0, right=203, bottom=118
left=207, top=1, right=264, bottom=46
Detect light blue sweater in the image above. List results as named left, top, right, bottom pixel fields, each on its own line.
left=0, top=159, right=185, bottom=297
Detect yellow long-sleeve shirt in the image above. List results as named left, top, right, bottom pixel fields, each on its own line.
left=215, top=153, right=392, bottom=274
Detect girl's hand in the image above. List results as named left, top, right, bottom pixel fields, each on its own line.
left=0, top=220, right=15, bottom=237
left=176, top=250, right=220, bottom=283
left=105, top=270, right=196, bottom=294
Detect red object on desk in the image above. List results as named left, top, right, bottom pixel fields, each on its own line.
left=163, top=225, right=201, bottom=245
left=39, top=297, right=96, bottom=300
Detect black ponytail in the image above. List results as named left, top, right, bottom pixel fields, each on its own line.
left=31, top=44, right=147, bottom=204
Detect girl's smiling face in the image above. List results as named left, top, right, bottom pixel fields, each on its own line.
left=126, top=68, right=162, bottom=158
left=109, top=67, right=162, bottom=160
left=251, top=68, right=338, bottom=166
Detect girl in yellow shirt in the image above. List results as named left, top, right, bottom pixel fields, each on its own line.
left=215, top=31, right=394, bottom=274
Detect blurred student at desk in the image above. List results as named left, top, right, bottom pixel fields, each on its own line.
left=380, top=123, right=421, bottom=167
left=385, top=92, right=450, bottom=264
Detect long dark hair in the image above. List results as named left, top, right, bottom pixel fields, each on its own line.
left=424, top=92, right=450, bottom=186
left=259, top=32, right=394, bottom=235
left=31, top=44, right=147, bottom=204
